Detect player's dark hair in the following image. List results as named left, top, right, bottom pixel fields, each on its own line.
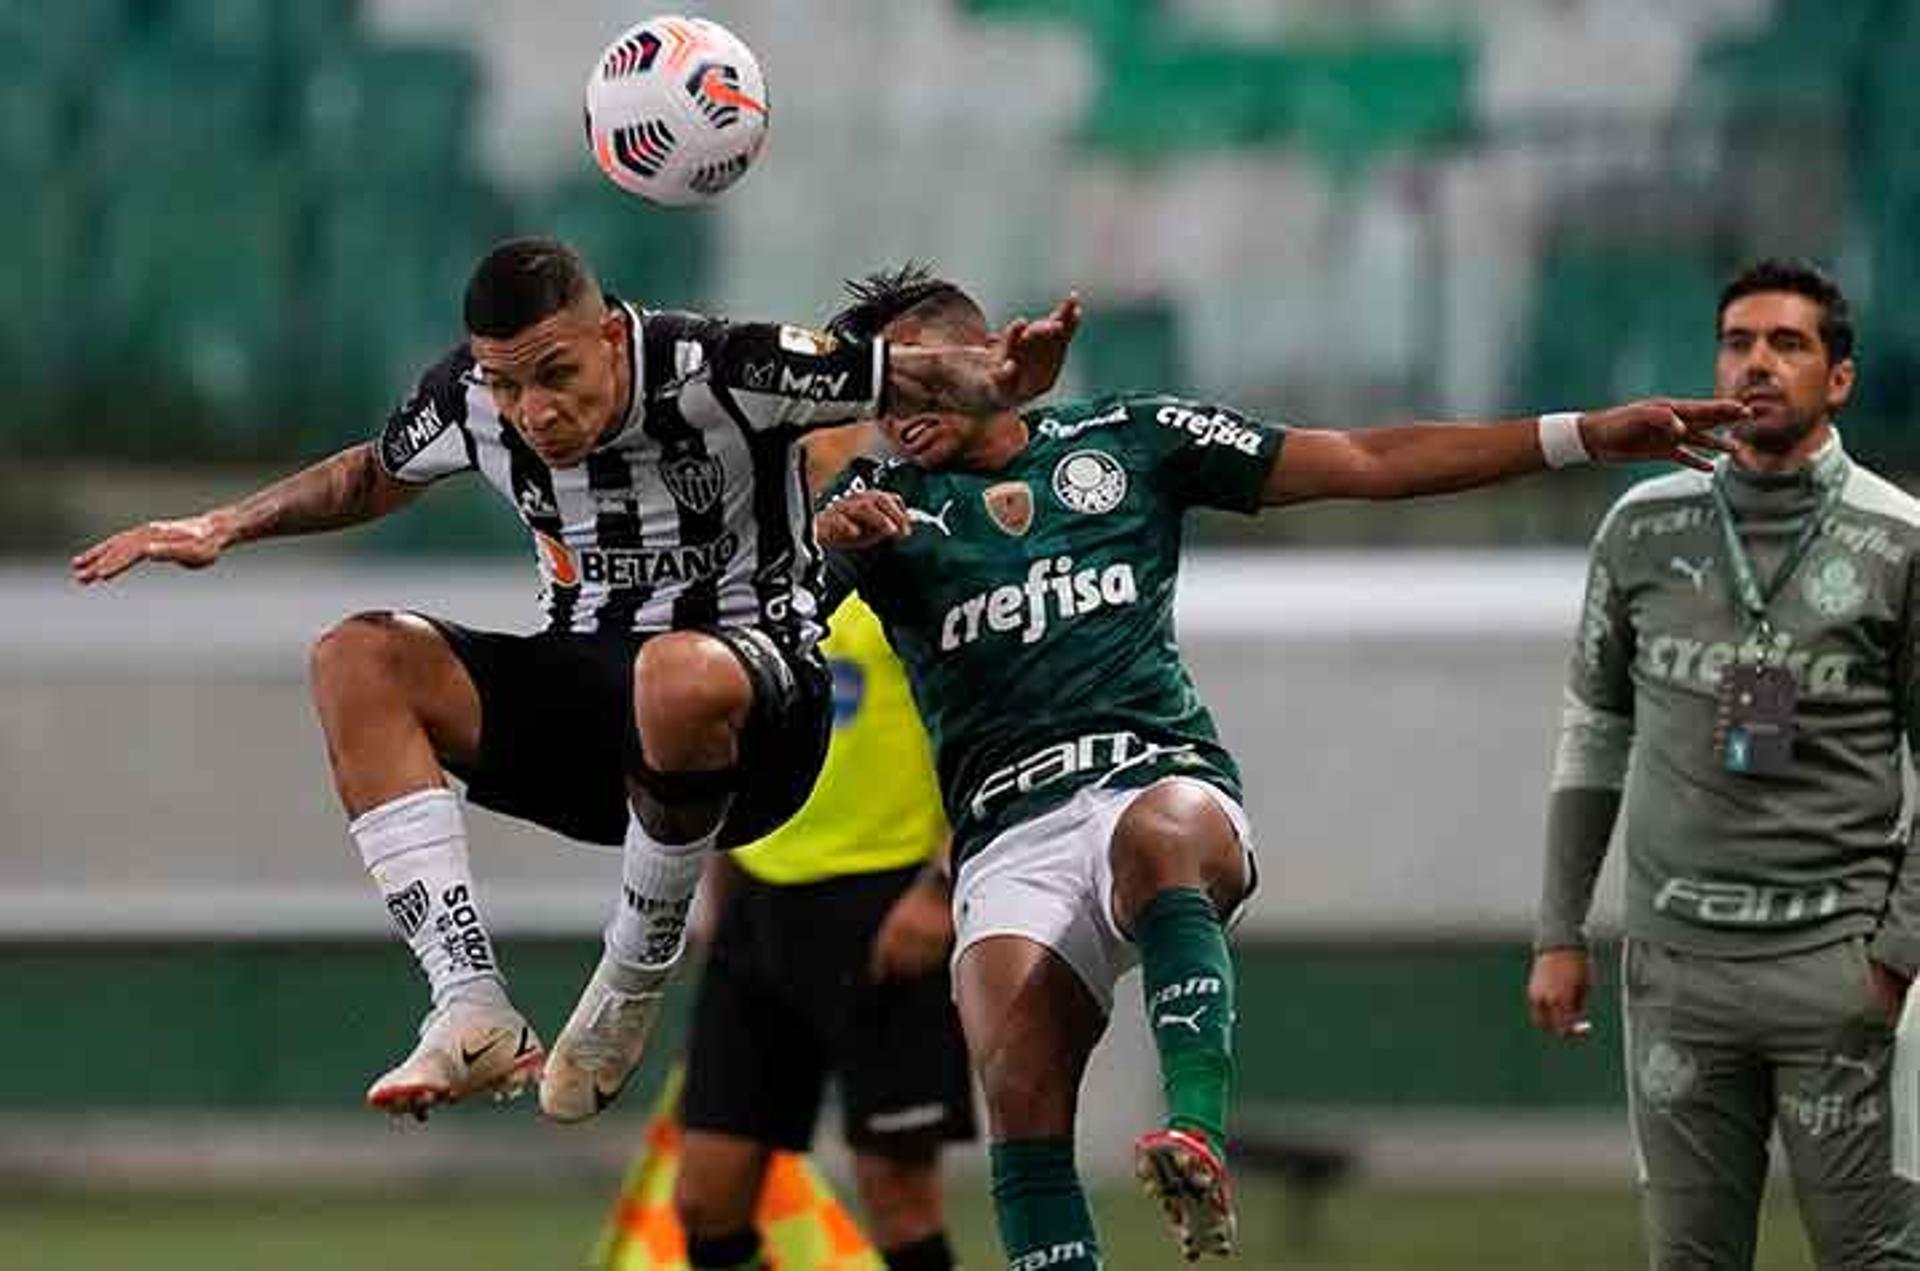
left=827, top=262, right=984, bottom=342
left=1718, top=258, right=1854, bottom=363
left=464, top=237, right=600, bottom=338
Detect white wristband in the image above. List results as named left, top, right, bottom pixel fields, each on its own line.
left=1538, top=412, right=1589, bottom=469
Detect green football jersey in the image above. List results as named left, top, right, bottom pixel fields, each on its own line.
left=823, top=394, right=1286, bottom=867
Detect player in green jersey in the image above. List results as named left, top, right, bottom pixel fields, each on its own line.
left=814, top=265, right=1747, bottom=1267
left=1529, top=259, right=1920, bottom=1267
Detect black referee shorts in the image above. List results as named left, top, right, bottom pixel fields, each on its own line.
left=420, top=616, right=830, bottom=849
left=680, top=863, right=977, bottom=1158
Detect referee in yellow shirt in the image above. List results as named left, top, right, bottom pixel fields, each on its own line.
left=670, top=423, right=974, bottom=1271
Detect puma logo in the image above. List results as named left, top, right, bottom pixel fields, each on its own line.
left=907, top=500, right=954, bottom=537
left=1669, top=556, right=1712, bottom=591
left=1155, top=1004, right=1210, bottom=1034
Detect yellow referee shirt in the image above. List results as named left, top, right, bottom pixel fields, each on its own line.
left=731, top=596, right=946, bottom=884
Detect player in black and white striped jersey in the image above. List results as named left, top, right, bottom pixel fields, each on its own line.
left=383, top=302, right=881, bottom=643
left=73, top=238, right=1080, bottom=1126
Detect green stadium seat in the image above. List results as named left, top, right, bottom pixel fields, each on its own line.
left=522, top=180, right=716, bottom=308
left=300, top=43, right=480, bottom=180
left=963, top=0, right=1152, bottom=49
left=1284, top=41, right=1474, bottom=176
left=304, top=179, right=508, bottom=443
left=1688, top=0, right=1874, bottom=121
left=90, top=46, right=280, bottom=168
left=1692, top=41, right=1844, bottom=119
left=0, top=51, right=68, bottom=175
left=0, top=0, right=126, bottom=70
left=1071, top=301, right=1186, bottom=396
left=278, top=0, right=362, bottom=56
left=1845, top=331, right=1918, bottom=468
left=148, top=0, right=363, bottom=66
left=1852, top=26, right=1920, bottom=464
left=1862, top=22, right=1920, bottom=170
left=86, top=165, right=301, bottom=454
left=1081, top=43, right=1286, bottom=157
left=1866, top=209, right=1920, bottom=362
left=1520, top=246, right=1719, bottom=414
left=1765, top=0, right=1878, bottom=64
left=159, top=0, right=284, bottom=54
left=0, top=179, right=86, bottom=440
left=1080, top=38, right=1471, bottom=172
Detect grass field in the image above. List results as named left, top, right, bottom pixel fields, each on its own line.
left=2, top=1178, right=1817, bottom=1270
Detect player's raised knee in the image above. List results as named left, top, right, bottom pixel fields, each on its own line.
left=1113, top=783, right=1244, bottom=902
left=634, top=632, right=753, bottom=732
left=309, top=612, right=412, bottom=699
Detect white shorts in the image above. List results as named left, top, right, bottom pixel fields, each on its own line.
left=950, top=776, right=1256, bottom=1014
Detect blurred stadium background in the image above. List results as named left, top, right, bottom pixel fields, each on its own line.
left=2, top=0, right=1913, bottom=1266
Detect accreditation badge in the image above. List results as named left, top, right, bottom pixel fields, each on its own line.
left=1714, top=662, right=1797, bottom=776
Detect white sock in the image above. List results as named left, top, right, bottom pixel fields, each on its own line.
left=350, top=788, right=506, bottom=1009
left=602, top=813, right=718, bottom=990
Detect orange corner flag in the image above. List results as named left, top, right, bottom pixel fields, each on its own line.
left=594, top=1067, right=885, bottom=1271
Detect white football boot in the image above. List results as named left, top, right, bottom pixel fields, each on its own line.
left=365, top=999, right=544, bottom=1121
left=538, top=956, right=669, bottom=1123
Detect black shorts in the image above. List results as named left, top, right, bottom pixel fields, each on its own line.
left=423, top=617, right=831, bottom=849
left=680, top=863, right=977, bottom=1157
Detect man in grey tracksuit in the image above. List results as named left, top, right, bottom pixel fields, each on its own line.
left=1529, top=258, right=1920, bottom=1268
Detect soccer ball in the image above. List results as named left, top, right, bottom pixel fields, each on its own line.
left=584, top=15, right=770, bottom=207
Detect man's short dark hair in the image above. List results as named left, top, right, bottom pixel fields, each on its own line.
left=464, top=238, right=600, bottom=338
left=827, top=262, right=983, bottom=342
left=1718, top=258, right=1854, bottom=363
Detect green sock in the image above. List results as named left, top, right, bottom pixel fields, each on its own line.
left=989, top=1138, right=1104, bottom=1269
left=1137, top=886, right=1236, bottom=1155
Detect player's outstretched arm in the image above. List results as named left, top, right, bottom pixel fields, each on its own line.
left=885, top=295, right=1081, bottom=418
left=71, top=442, right=422, bottom=585
left=1261, top=399, right=1749, bottom=507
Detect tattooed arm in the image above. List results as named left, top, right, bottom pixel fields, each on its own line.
left=72, top=443, right=423, bottom=584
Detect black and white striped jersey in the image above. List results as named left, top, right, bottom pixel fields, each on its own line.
left=374, top=301, right=885, bottom=647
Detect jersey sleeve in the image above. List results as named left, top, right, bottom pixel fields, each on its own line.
left=1565, top=509, right=1638, bottom=723
left=1536, top=509, right=1636, bottom=948
left=816, top=453, right=896, bottom=506
left=374, top=346, right=477, bottom=485
left=1134, top=396, right=1288, bottom=513
left=642, top=311, right=884, bottom=434
left=1551, top=507, right=1638, bottom=792
left=812, top=455, right=902, bottom=614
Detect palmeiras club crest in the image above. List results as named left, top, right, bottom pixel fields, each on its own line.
left=1639, top=1040, right=1698, bottom=1109
left=984, top=481, right=1033, bottom=536
left=1803, top=553, right=1868, bottom=619
left=662, top=455, right=724, bottom=513
left=1051, top=449, right=1128, bottom=515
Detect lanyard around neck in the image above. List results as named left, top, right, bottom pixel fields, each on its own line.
left=1706, top=470, right=1844, bottom=633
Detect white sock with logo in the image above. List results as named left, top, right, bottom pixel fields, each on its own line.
left=350, top=788, right=507, bottom=1010
left=602, top=814, right=716, bottom=993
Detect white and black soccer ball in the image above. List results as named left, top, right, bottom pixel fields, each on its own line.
left=585, top=15, right=770, bottom=207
